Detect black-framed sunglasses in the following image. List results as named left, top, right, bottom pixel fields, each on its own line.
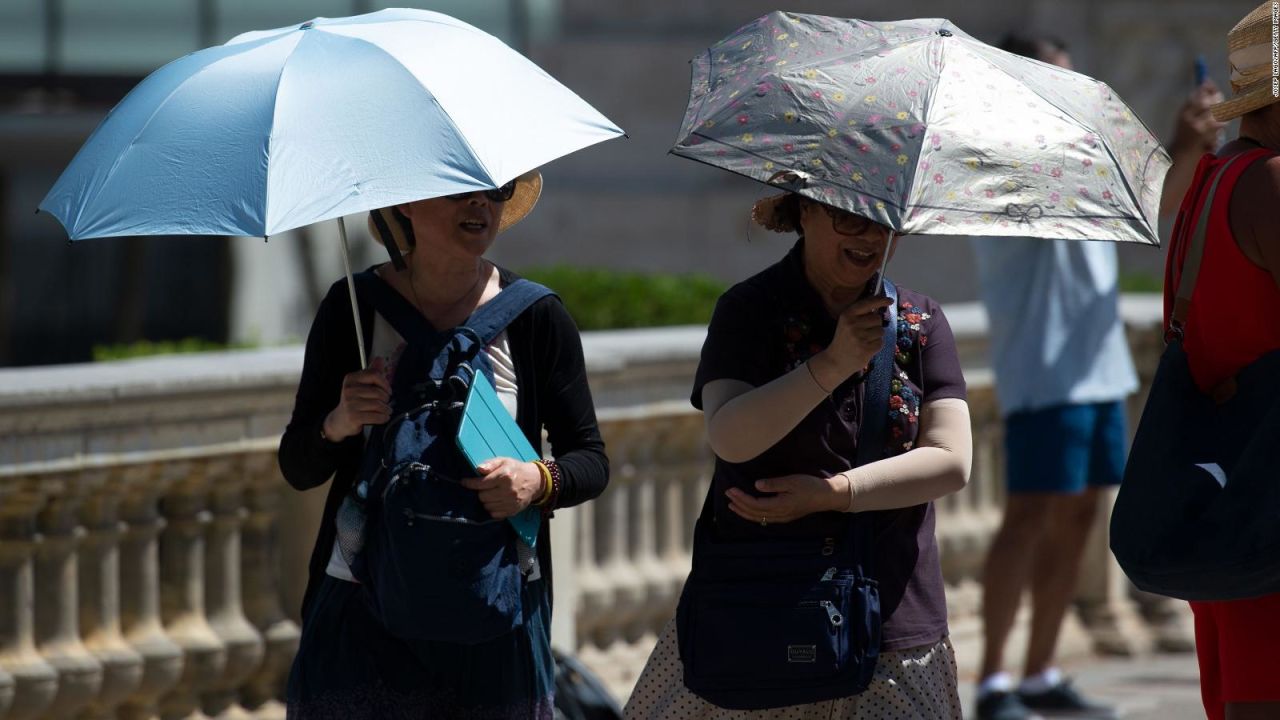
left=802, top=198, right=876, bottom=236
left=444, top=181, right=516, bottom=203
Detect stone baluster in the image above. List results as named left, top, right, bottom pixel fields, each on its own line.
left=1074, top=487, right=1148, bottom=657
left=157, top=460, right=225, bottom=720
left=76, top=467, right=144, bottom=720
left=33, top=471, right=103, bottom=719
left=624, top=419, right=671, bottom=641
left=0, top=477, right=57, bottom=720
left=593, top=419, right=648, bottom=647
left=571, top=472, right=610, bottom=647
left=646, top=412, right=701, bottom=631
left=117, top=463, right=184, bottom=720
left=200, top=457, right=265, bottom=720
left=238, top=454, right=298, bottom=720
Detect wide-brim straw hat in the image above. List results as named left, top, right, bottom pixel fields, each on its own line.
left=1211, top=2, right=1280, bottom=121
left=367, top=169, right=542, bottom=251
left=751, top=192, right=802, bottom=233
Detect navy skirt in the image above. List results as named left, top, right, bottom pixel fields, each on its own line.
left=286, top=575, right=555, bottom=719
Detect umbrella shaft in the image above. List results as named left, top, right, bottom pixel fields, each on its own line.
left=337, top=216, right=369, bottom=370
left=875, top=232, right=896, bottom=296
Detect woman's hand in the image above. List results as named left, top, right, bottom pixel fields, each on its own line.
left=462, top=458, right=545, bottom=519
left=725, top=474, right=849, bottom=525
left=1170, top=79, right=1226, bottom=156
left=322, top=357, right=392, bottom=441
left=808, top=295, right=894, bottom=390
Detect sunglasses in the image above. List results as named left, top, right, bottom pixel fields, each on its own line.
left=444, top=181, right=516, bottom=203
left=803, top=198, right=877, bottom=236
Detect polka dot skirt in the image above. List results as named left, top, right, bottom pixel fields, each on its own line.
left=623, top=618, right=962, bottom=720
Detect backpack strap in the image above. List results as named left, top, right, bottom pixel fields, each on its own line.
left=353, top=269, right=439, bottom=346
left=463, top=278, right=555, bottom=346
left=433, top=278, right=555, bottom=382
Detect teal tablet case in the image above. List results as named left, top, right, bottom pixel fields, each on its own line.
left=456, top=371, right=542, bottom=548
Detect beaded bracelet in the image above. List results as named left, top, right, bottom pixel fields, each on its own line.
left=540, top=460, right=564, bottom=516
left=533, top=461, right=554, bottom=506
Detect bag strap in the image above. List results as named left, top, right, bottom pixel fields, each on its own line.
left=1169, top=151, right=1262, bottom=334
left=462, top=278, right=555, bottom=346
left=442, top=279, right=554, bottom=381
left=856, top=278, right=898, bottom=469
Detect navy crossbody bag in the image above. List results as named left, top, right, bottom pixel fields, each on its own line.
left=675, top=281, right=896, bottom=710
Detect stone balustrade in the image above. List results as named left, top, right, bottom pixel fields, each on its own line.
left=0, top=297, right=1186, bottom=715
left=0, top=444, right=295, bottom=720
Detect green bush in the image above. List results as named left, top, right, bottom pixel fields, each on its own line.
left=518, top=266, right=727, bottom=330
left=1119, top=272, right=1163, bottom=294
left=93, top=337, right=255, bottom=362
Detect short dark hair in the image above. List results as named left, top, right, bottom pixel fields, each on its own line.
left=998, top=33, right=1068, bottom=63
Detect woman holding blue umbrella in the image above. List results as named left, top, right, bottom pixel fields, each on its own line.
left=279, top=170, right=610, bottom=718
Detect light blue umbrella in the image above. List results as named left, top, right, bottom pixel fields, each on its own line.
left=39, top=8, right=623, bottom=364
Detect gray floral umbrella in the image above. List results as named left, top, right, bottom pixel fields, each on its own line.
left=673, top=12, right=1170, bottom=248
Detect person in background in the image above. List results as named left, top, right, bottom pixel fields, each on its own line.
left=971, top=33, right=1225, bottom=720
left=1171, top=6, right=1280, bottom=718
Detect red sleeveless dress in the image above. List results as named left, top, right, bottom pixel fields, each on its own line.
left=1163, top=146, right=1280, bottom=716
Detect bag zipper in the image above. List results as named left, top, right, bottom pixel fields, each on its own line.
left=799, top=599, right=844, bottom=627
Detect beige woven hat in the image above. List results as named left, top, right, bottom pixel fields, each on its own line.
left=367, top=169, right=542, bottom=253
left=1211, top=2, right=1280, bottom=121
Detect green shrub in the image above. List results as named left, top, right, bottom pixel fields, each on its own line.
left=92, top=337, right=254, bottom=362
left=1119, top=272, right=1163, bottom=294
left=518, top=266, right=727, bottom=330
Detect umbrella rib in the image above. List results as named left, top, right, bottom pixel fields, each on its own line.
left=680, top=131, right=904, bottom=212
left=262, top=31, right=316, bottom=237
left=328, top=32, right=498, bottom=186
left=947, top=44, right=1165, bottom=240
left=76, top=36, right=284, bottom=236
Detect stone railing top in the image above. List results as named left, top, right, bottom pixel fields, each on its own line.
left=0, top=295, right=1164, bottom=408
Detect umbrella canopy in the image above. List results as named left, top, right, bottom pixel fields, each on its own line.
left=39, top=8, right=623, bottom=240
left=673, top=12, right=1170, bottom=245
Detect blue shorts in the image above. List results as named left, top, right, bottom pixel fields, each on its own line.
left=1004, top=401, right=1127, bottom=494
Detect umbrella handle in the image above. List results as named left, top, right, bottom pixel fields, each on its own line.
left=874, top=231, right=897, bottom=296
left=337, top=216, right=369, bottom=370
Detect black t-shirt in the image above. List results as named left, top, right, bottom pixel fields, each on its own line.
left=691, top=240, right=967, bottom=650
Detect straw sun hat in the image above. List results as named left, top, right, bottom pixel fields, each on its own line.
left=1211, top=2, right=1280, bottom=121
left=367, top=169, right=542, bottom=253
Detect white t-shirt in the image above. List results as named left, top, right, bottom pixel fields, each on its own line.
left=970, top=236, right=1138, bottom=417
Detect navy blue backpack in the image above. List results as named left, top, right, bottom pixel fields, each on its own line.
left=340, top=271, right=553, bottom=643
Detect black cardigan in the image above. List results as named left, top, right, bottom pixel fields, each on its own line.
left=279, top=265, right=610, bottom=618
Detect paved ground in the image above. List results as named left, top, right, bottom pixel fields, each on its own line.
left=957, top=652, right=1205, bottom=719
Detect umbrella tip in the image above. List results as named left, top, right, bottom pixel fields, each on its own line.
left=263, top=235, right=269, bottom=243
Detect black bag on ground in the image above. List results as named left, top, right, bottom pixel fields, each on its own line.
left=552, top=648, right=623, bottom=720
left=1111, top=151, right=1280, bottom=601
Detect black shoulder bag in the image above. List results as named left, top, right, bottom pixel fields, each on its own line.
left=1111, top=151, right=1280, bottom=600
left=675, top=281, right=896, bottom=710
